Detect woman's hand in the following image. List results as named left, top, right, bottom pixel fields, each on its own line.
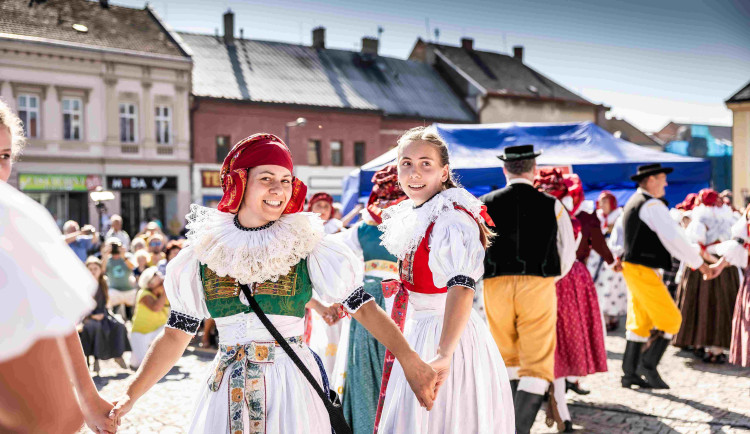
left=90, top=313, right=105, bottom=321
left=426, top=353, right=452, bottom=397
left=400, top=352, right=438, bottom=410
left=82, top=393, right=117, bottom=433
left=108, top=394, right=135, bottom=428
left=322, top=304, right=342, bottom=325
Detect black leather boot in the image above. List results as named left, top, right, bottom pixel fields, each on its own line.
left=621, top=340, right=651, bottom=389
left=565, top=379, right=590, bottom=395
left=514, top=390, right=545, bottom=434
left=637, top=332, right=671, bottom=389
left=510, top=379, right=519, bottom=397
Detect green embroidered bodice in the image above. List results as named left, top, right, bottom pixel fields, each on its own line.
left=199, top=259, right=312, bottom=319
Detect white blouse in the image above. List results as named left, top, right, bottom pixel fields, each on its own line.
left=0, top=182, right=96, bottom=362
left=163, top=206, right=368, bottom=335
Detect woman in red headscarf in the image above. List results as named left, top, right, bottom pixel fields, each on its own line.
left=534, top=168, right=610, bottom=433
left=108, top=134, right=439, bottom=433
left=586, top=191, right=627, bottom=332
left=308, top=192, right=344, bottom=234
left=673, top=188, right=741, bottom=363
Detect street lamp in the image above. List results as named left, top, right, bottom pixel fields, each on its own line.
left=90, top=186, right=115, bottom=240
left=285, top=117, right=307, bottom=146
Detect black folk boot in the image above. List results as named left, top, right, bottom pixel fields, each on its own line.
left=638, top=331, right=671, bottom=389
left=621, top=340, right=651, bottom=389
left=514, top=390, right=545, bottom=434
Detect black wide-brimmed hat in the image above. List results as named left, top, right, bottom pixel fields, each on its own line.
left=630, top=163, right=674, bottom=182
left=498, top=144, right=542, bottom=162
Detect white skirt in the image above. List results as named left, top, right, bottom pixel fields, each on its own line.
left=188, top=314, right=332, bottom=434
left=378, top=293, right=515, bottom=434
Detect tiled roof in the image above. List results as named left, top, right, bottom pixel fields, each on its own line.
left=426, top=42, right=593, bottom=104
left=180, top=32, right=475, bottom=122
left=727, top=81, right=750, bottom=104
left=0, top=0, right=187, bottom=57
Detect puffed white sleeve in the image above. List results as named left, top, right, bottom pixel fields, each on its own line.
left=428, top=209, right=484, bottom=290
left=308, top=234, right=372, bottom=314
left=330, top=223, right=363, bottom=258
left=713, top=216, right=749, bottom=268
left=163, top=244, right=209, bottom=335
left=685, top=219, right=707, bottom=245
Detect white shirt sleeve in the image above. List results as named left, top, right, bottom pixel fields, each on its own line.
left=428, top=209, right=485, bottom=289
left=609, top=215, right=625, bottom=258
left=555, top=200, right=577, bottom=279
left=307, top=235, right=369, bottom=312
left=330, top=223, right=363, bottom=258
left=639, top=198, right=703, bottom=269
left=163, top=244, right=210, bottom=334
left=713, top=216, right=749, bottom=268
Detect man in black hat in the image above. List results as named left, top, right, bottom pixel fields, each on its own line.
left=619, top=163, right=716, bottom=389
left=481, top=144, right=577, bottom=434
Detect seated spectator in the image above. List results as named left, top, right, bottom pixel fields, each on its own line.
left=106, top=214, right=131, bottom=251
left=132, top=249, right=150, bottom=282
left=78, top=257, right=130, bottom=374
left=147, top=233, right=166, bottom=266
left=157, top=239, right=183, bottom=275
left=63, top=220, right=97, bottom=262
left=102, top=238, right=136, bottom=312
left=129, top=267, right=170, bottom=370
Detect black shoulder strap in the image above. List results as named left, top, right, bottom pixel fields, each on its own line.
left=239, top=283, right=352, bottom=434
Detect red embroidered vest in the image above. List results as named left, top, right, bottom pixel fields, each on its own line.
left=399, top=206, right=478, bottom=294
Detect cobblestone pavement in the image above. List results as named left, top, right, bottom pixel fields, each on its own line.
left=81, top=332, right=750, bottom=433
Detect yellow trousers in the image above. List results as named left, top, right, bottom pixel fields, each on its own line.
left=483, top=275, right=557, bottom=382
left=622, top=262, right=682, bottom=338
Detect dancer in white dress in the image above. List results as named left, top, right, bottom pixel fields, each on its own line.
left=375, top=127, right=514, bottom=433
left=109, top=134, right=438, bottom=434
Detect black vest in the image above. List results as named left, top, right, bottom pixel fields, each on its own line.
left=622, top=191, right=673, bottom=269
left=482, top=183, right=561, bottom=278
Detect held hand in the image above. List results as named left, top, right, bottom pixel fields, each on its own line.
left=401, top=353, right=437, bottom=410
left=322, top=304, right=342, bottom=326
left=612, top=258, right=623, bottom=273
left=426, top=354, right=452, bottom=397
left=82, top=393, right=117, bottom=434
left=108, top=395, right=135, bottom=428
left=703, top=258, right=726, bottom=280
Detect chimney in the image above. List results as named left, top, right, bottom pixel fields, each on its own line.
left=239, top=28, right=244, bottom=40
left=312, top=27, right=325, bottom=49
left=461, top=37, right=473, bottom=51
left=361, top=37, right=379, bottom=55
left=513, top=45, right=524, bottom=62
left=223, top=9, right=235, bottom=46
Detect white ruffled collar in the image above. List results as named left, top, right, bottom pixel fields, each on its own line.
left=185, top=205, right=325, bottom=285
left=378, top=188, right=484, bottom=260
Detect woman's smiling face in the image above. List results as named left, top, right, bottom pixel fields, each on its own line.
left=240, top=165, right=293, bottom=224
left=397, top=140, right=449, bottom=206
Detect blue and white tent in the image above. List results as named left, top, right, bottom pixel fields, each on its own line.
left=342, top=121, right=710, bottom=214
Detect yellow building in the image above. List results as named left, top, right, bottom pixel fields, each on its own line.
left=726, top=82, right=750, bottom=207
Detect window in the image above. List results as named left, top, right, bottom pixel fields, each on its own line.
left=62, top=97, right=83, bottom=141
left=307, top=140, right=321, bottom=166
left=354, top=141, right=366, bottom=166
left=18, top=94, right=40, bottom=138
left=330, top=141, right=343, bottom=166
left=155, top=105, right=172, bottom=144
left=216, top=135, right=231, bottom=162
left=119, top=103, right=138, bottom=143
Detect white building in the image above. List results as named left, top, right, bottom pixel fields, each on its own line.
left=0, top=0, right=192, bottom=237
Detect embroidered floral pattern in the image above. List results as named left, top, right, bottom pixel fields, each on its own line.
left=447, top=275, right=476, bottom=290
left=165, top=310, right=200, bottom=335
left=342, top=286, right=373, bottom=313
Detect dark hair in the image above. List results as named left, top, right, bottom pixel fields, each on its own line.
left=504, top=158, right=536, bottom=175
left=85, top=256, right=109, bottom=306
left=165, top=239, right=183, bottom=259
left=397, top=126, right=494, bottom=248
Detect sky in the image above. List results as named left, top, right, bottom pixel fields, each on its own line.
left=115, top=0, right=750, bottom=133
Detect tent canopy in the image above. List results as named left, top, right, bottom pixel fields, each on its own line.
left=342, top=121, right=710, bottom=214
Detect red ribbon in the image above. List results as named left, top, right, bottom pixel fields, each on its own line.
left=373, top=279, right=409, bottom=433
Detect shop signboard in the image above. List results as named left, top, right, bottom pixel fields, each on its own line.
left=107, top=176, right=177, bottom=191
left=19, top=174, right=90, bottom=192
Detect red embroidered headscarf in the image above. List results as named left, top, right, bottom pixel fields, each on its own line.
left=367, top=165, right=407, bottom=224
left=307, top=192, right=335, bottom=219
left=217, top=133, right=307, bottom=214
left=534, top=167, right=585, bottom=216
left=597, top=190, right=618, bottom=213
left=676, top=193, right=699, bottom=211
left=698, top=188, right=719, bottom=207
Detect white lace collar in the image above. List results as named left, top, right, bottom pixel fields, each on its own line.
left=378, top=188, right=484, bottom=260
left=185, top=205, right=324, bottom=285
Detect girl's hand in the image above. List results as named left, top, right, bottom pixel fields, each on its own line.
left=109, top=395, right=135, bottom=428
left=426, top=354, right=452, bottom=397
left=82, top=393, right=116, bottom=433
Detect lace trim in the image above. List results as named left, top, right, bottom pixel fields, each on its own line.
left=447, top=275, right=476, bottom=290
left=378, top=188, right=484, bottom=260
left=166, top=310, right=201, bottom=335
left=185, top=204, right=325, bottom=285
left=342, top=286, right=373, bottom=313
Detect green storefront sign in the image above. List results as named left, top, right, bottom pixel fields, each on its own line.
left=19, top=174, right=88, bottom=192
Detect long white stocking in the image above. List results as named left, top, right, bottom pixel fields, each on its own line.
left=553, top=378, right=571, bottom=422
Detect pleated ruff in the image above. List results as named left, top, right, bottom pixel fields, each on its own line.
left=730, top=269, right=750, bottom=367
left=554, top=261, right=609, bottom=378
left=378, top=293, right=515, bottom=434
left=188, top=343, right=331, bottom=434
left=673, top=265, right=740, bottom=349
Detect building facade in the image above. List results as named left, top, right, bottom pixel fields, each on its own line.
left=0, top=0, right=192, bottom=237
left=726, top=81, right=750, bottom=207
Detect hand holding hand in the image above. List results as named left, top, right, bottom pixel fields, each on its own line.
left=426, top=353, right=452, bottom=397
left=82, top=393, right=117, bottom=434
left=322, top=304, right=342, bottom=326
left=108, top=395, right=135, bottom=429
left=401, top=353, right=437, bottom=410
left=612, top=258, right=623, bottom=273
